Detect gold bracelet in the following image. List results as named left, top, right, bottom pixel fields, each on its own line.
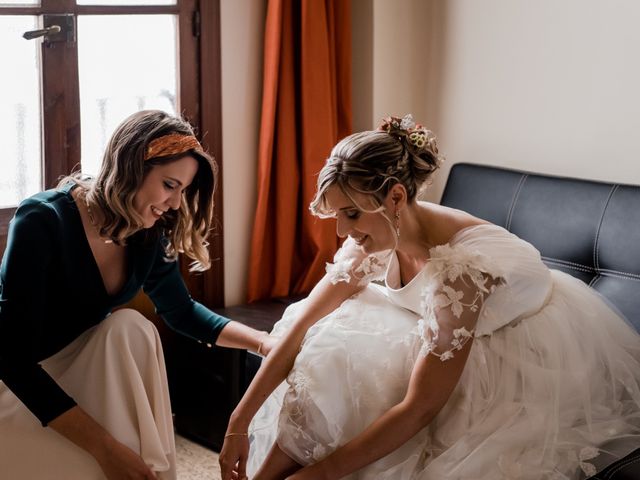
left=256, top=340, right=264, bottom=356
left=224, top=432, right=249, bottom=438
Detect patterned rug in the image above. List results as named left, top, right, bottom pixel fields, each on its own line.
left=176, top=435, right=222, bottom=480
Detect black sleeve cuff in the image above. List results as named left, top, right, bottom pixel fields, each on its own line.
left=0, top=360, right=77, bottom=426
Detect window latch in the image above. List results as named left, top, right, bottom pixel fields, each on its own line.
left=23, top=25, right=60, bottom=40
left=23, top=14, right=75, bottom=45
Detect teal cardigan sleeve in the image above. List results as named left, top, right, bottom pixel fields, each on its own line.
left=0, top=199, right=77, bottom=425
left=143, top=240, right=230, bottom=344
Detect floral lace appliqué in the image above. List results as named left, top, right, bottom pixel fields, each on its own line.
left=288, top=370, right=312, bottom=394
left=416, top=243, right=500, bottom=361
left=325, top=253, right=354, bottom=285
left=567, top=446, right=600, bottom=477
left=326, top=244, right=391, bottom=286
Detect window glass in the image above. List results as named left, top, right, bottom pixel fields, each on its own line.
left=0, top=16, right=42, bottom=207
left=78, top=14, right=177, bottom=176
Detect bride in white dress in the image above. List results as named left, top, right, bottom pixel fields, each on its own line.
left=219, top=116, right=640, bottom=480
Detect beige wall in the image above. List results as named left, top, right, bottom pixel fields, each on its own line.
left=352, top=0, right=436, bottom=132
left=220, top=0, right=266, bottom=305
left=362, top=0, right=640, bottom=201
left=221, top=0, right=640, bottom=304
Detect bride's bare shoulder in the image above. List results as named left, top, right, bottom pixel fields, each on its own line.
left=418, top=202, right=492, bottom=242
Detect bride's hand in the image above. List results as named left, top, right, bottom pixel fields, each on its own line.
left=219, top=434, right=249, bottom=480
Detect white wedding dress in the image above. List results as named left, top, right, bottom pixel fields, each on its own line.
left=247, top=225, right=640, bottom=479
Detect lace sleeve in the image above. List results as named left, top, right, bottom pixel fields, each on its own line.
left=325, top=237, right=392, bottom=287
left=417, top=244, right=502, bottom=360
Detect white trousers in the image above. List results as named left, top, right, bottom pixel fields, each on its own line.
left=0, top=309, right=177, bottom=480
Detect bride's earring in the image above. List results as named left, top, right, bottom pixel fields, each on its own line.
left=394, top=210, right=401, bottom=239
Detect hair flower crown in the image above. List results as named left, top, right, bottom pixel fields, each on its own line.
left=377, top=114, right=437, bottom=154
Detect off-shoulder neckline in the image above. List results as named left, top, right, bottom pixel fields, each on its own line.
left=447, top=223, right=505, bottom=245
left=385, top=223, right=504, bottom=292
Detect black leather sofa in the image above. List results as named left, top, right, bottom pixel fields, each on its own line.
left=172, top=162, right=640, bottom=477
left=441, top=163, right=640, bottom=479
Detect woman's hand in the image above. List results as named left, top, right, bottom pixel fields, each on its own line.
left=219, top=275, right=365, bottom=479
left=49, top=406, right=158, bottom=480
left=258, top=333, right=279, bottom=357
left=219, top=433, right=250, bottom=480
left=95, top=437, right=158, bottom=480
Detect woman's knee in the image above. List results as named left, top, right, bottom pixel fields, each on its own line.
left=100, top=308, right=159, bottom=347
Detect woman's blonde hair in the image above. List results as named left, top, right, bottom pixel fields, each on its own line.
left=61, top=110, right=217, bottom=271
left=310, top=116, right=443, bottom=218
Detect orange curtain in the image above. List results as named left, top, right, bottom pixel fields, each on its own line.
left=247, top=0, right=352, bottom=302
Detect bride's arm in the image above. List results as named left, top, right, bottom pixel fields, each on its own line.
left=219, top=273, right=366, bottom=480
left=287, top=272, right=495, bottom=480
left=287, top=338, right=473, bottom=480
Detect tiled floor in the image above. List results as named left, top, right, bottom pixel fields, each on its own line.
left=176, top=434, right=221, bottom=480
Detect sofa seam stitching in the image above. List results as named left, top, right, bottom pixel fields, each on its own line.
left=599, top=269, right=640, bottom=281
left=506, top=174, right=527, bottom=231
left=542, top=257, right=595, bottom=272
left=593, top=185, right=618, bottom=273
left=542, top=258, right=640, bottom=280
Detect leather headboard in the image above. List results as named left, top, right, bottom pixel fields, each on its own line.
left=440, top=163, right=640, bottom=331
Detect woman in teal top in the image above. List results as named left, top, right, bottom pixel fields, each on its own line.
left=0, top=110, right=272, bottom=479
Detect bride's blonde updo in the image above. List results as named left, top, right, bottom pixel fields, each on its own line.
left=310, top=115, right=443, bottom=217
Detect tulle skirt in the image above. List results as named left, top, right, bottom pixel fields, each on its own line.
left=248, top=271, right=640, bottom=479
left=0, top=309, right=177, bottom=480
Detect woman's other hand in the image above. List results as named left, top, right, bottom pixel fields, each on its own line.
left=48, top=406, right=158, bottom=480
left=95, top=437, right=159, bottom=479
left=219, top=433, right=250, bottom=480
